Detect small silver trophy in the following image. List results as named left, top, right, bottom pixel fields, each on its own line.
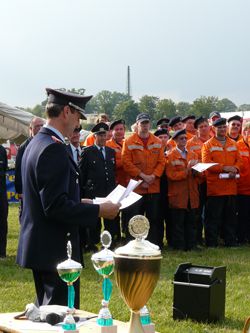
left=57, top=241, right=82, bottom=333
left=91, top=231, right=117, bottom=333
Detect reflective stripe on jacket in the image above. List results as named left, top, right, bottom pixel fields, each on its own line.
left=122, top=133, right=165, bottom=194
left=166, top=148, right=199, bottom=209
left=202, top=136, right=242, bottom=196
left=186, top=135, right=206, bottom=162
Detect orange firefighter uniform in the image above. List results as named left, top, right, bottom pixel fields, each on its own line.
left=166, top=147, right=199, bottom=250
left=122, top=132, right=165, bottom=194
left=83, top=133, right=95, bottom=146
left=202, top=136, right=242, bottom=247
left=121, top=132, right=165, bottom=246
left=166, top=148, right=199, bottom=210
left=236, top=138, right=250, bottom=243
left=202, top=136, right=241, bottom=196
left=106, top=138, right=129, bottom=187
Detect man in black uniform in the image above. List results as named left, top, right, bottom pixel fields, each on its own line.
left=0, top=144, right=8, bottom=258
left=16, top=88, right=120, bottom=307
left=79, top=122, right=118, bottom=250
left=15, top=117, right=45, bottom=220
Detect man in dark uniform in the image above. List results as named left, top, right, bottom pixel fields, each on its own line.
left=66, top=126, right=82, bottom=164
left=79, top=122, right=118, bottom=250
left=0, top=144, right=8, bottom=258
left=15, top=117, right=45, bottom=220
left=16, top=88, right=120, bottom=307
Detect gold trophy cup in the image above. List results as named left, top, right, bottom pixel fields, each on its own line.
left=114, top=215, right=162, bottom=333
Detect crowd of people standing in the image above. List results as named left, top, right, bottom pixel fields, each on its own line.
left=79, top=110, right=249, bottom=251
left=0, top=88, right=249, bottom=307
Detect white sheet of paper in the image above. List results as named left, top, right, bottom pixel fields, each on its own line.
left=120, top=191, right=142, bottom=209
left=106, top=184, right=126, bottom=203
left=192, top=162, right=219, bottom=173
left=93, top=180, right=142, bottom=209
left=117, top=179, right=143, bottom=202
left=93, top=197, right=107, bottom=204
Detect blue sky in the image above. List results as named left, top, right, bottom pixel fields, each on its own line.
left=0, top=0, right=249, bottom=107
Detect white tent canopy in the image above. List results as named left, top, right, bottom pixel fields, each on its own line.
left=0, top=102, right=34, bottom=143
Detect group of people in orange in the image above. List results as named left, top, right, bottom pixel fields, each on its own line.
left=67, top=110, right=249, bottom=251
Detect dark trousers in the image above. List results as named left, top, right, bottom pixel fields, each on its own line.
left=0, top=192, right=8, bottom=256
left=103, top=215, right=121, bottom=245
left=170, top=208, right=196, bottom=250
left=205, top=195, right=237, bottom=247
left=32, top=270, right=80, bottom=308
left=237, top=194, right=250, bottom=243
left=86, top=215, right=120, bottom=248
left=122, top=193, right=161, bottom=246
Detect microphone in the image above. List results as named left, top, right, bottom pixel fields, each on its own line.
left=45, top=313, right=80, bottom=326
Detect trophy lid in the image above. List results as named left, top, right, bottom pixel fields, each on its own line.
left=114, top=215, right=162, bottom=258
left=57, top=241, right=82, bottom=270
left=91, top=231, right=114, bottom=262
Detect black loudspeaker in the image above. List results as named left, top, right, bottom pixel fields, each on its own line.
left=173, top=262, right=226, bottom=322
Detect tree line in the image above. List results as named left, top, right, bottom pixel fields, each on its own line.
left=22, top=88, right=250, bottom=128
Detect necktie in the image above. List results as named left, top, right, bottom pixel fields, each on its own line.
left=76, top=148, right=80, bottom=162
left=100, top=147, right=105, bottom=159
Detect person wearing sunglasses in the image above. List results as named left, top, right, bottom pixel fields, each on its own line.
left=227, top=115, right=243, bottom=142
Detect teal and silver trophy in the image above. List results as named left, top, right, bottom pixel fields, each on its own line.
left=140, top=305, right=151, bottom=325
left=57, top=241, right=82, bottom=332
left=91, top=231, right=117, bottom=333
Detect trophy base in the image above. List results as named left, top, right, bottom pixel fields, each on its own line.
left=96, top=324, right=117, bottom=333
left=142, top=323, right=155, bottom=333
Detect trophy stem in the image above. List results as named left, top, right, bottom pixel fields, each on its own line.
left=68, top=284, right=75, bottom=309
left=129, top=311, right=145, bottom=333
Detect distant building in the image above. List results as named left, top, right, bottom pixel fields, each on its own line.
left=220, top=111, right=250, bottom=123
left=82, top=113, right=98, bottom=124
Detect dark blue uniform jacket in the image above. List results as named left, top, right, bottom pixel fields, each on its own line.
left=16, top=127, right=99, bottom=271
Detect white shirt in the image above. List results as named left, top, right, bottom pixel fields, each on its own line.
left=95, top=144, right=106, bottom=159
left=44, top=124, right=65, bottom=143
left=176, top=147, right=187, bottom=159
left=70, top=144, right=81, bottom=163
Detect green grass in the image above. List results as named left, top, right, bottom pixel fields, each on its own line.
left=1, top=205, right=250, bottom=332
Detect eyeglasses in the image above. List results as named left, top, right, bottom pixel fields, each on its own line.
left=231, top=123, right=241, bottom=127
